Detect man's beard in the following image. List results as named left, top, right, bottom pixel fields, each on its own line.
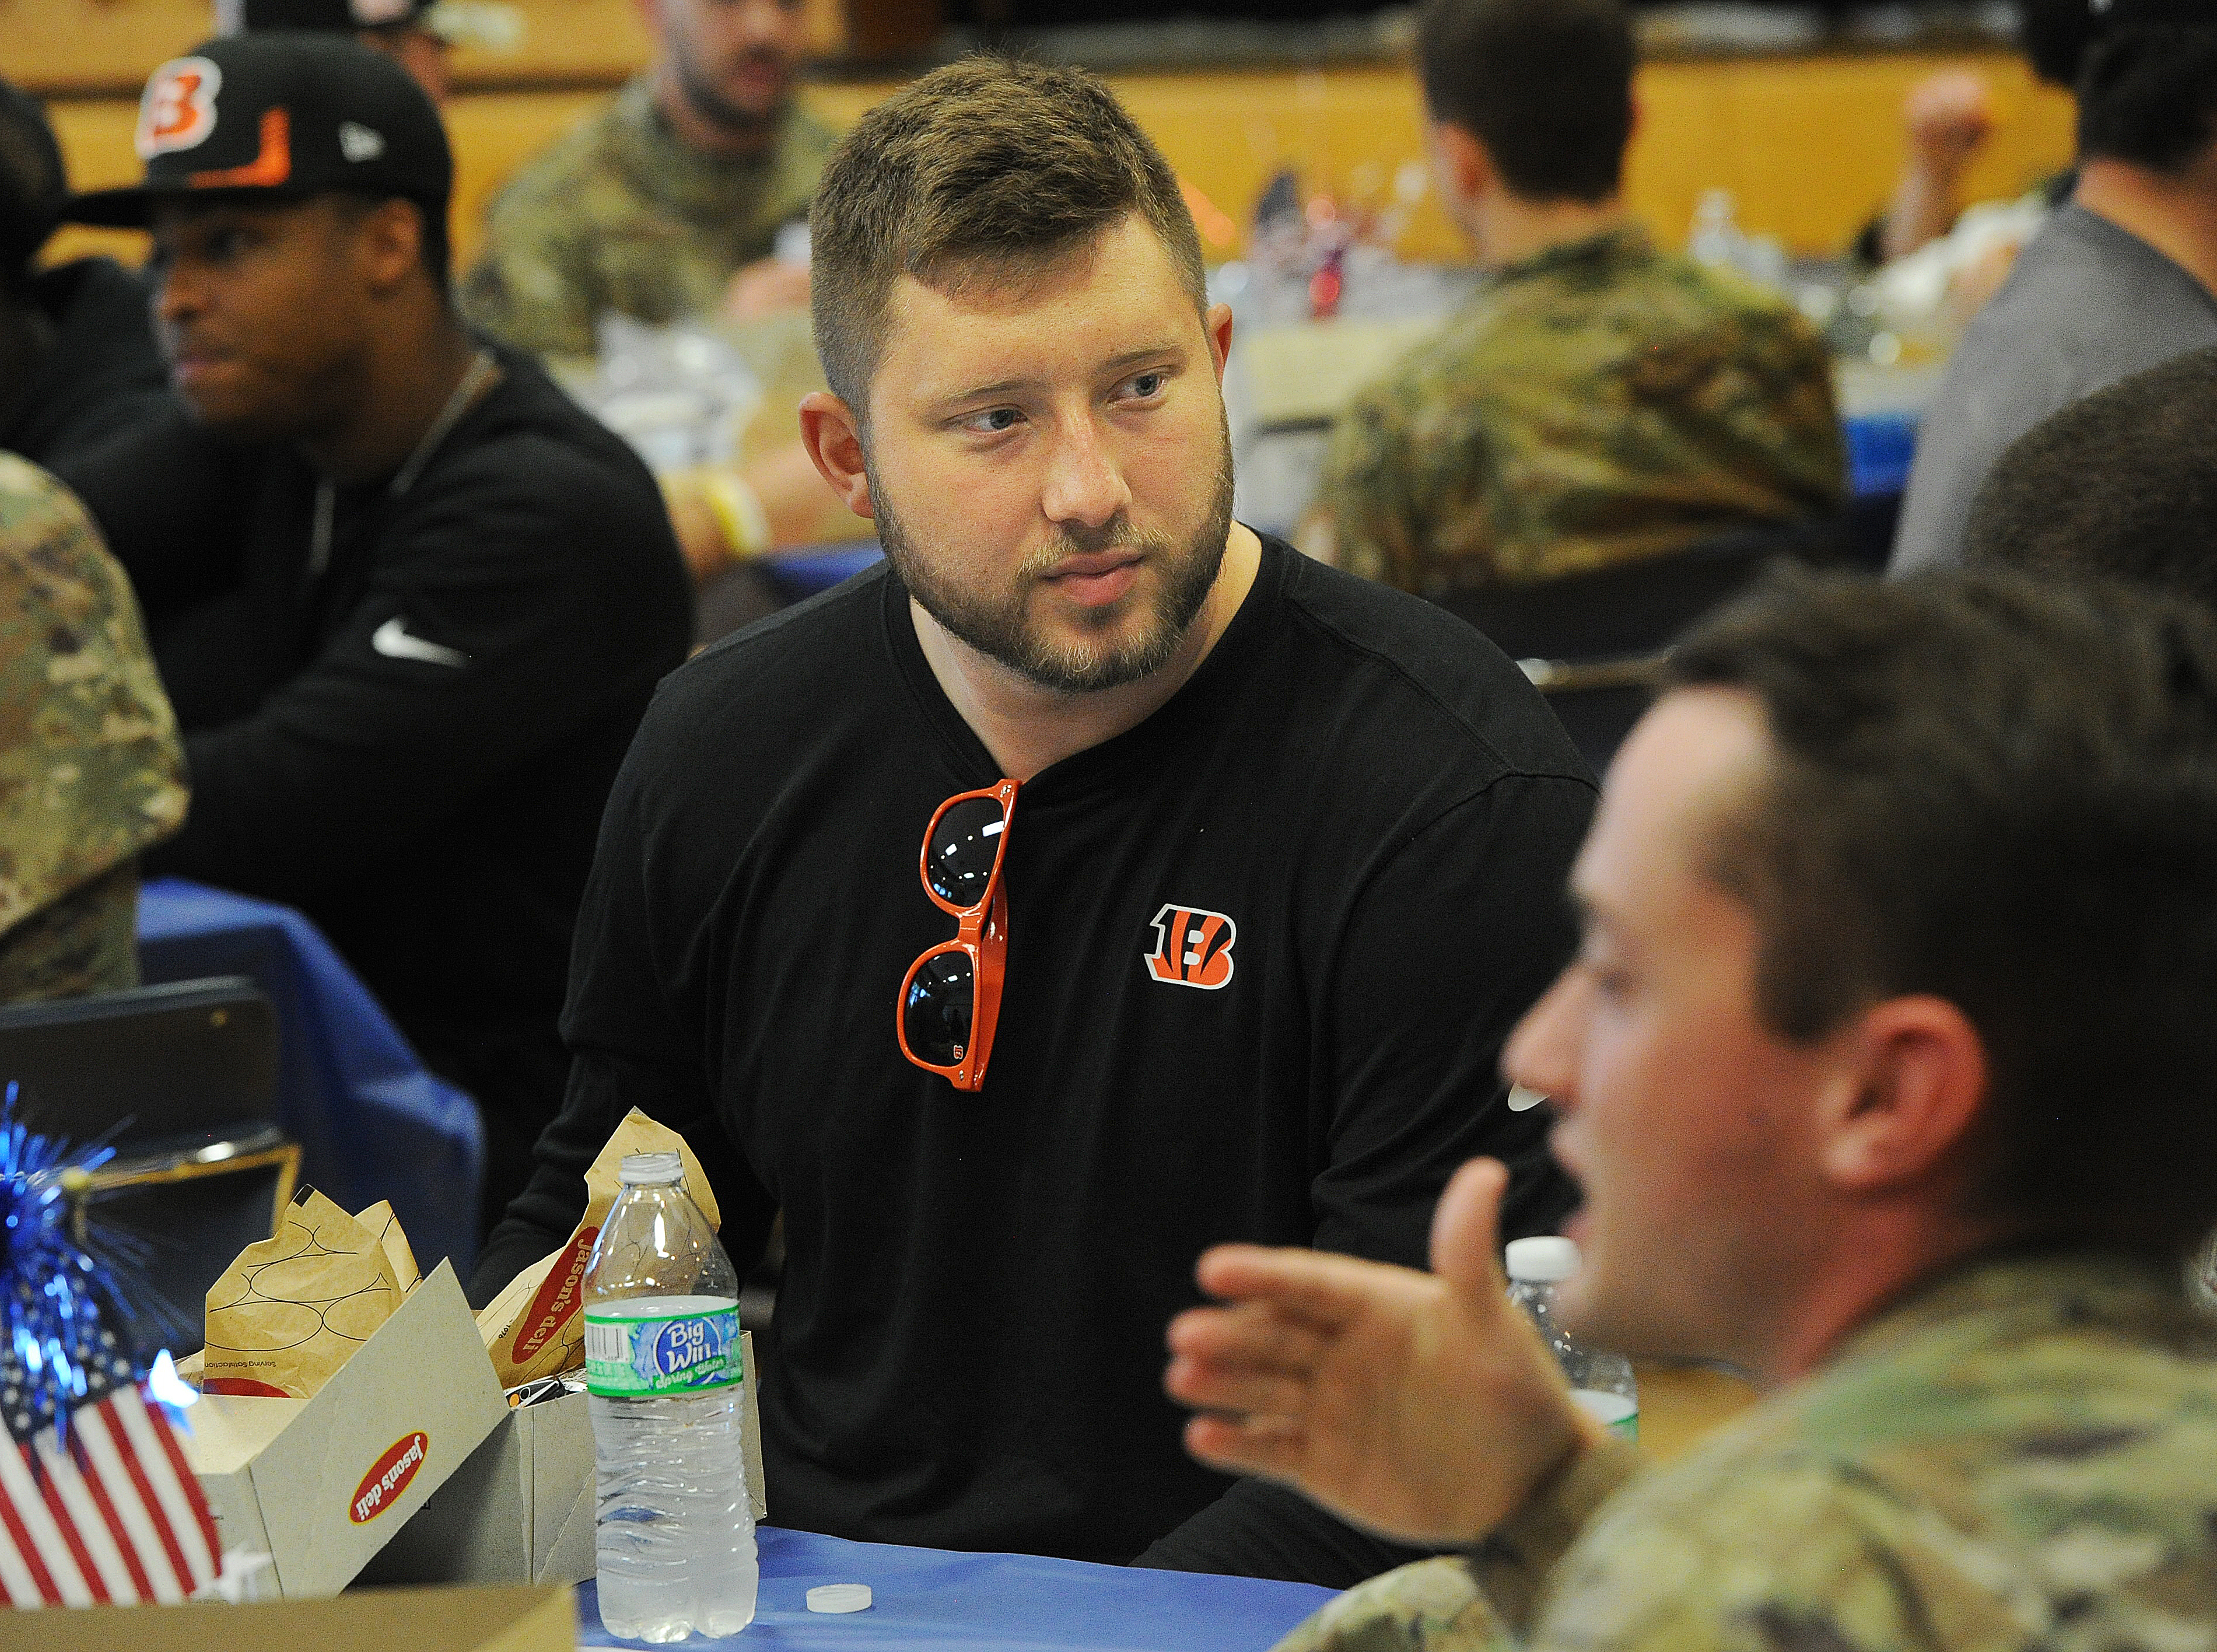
left=674, top=45, right=787, bottom=142
left=873, top=440, right=1237, bottom=695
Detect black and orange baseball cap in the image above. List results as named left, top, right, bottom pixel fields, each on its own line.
left=63, top=32, right=449, bottom=229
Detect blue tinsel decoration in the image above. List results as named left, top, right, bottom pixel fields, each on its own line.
left=0, top=1083, right=128, bottom=1450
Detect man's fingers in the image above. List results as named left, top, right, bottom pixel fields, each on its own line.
left=1164, top=1355, right=1319, bottom=1421
left=1166, top=1300, right=1328, bottom=1371
left=1195, top=1242, right=1428, bottom=1331
left=1182, top=1410, right=1307, bottom=1480
left=1430, top=1156, right=1512, bottom=1304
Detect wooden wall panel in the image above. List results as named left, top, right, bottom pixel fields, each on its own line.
left=37, top=50, right=2078, bottom=278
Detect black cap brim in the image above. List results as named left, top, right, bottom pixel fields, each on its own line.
left=61, top=179, right=317, bottom=229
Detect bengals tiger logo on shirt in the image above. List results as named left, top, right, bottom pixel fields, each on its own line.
left=137, top=58, right=223, bottom=159
left=1146, top=904, right=1237, bottom=991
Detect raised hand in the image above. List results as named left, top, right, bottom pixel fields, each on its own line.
left=1164, top=1157, right=1595, bottom=1547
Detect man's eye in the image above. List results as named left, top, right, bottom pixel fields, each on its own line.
left=962, top=408, right=1022, bottom=435
left=1126, top=372, right=1165, bottom=400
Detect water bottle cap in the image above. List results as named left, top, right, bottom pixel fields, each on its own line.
left=807, top=1584, right=873, bottom=1614
left=617, top=1152, right=684, bottom=1186
left=1504, top=1236, right=1581, bottom=1282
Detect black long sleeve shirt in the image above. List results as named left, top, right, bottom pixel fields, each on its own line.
left=474, top=536, right=1593, bottom=1581
left=57, top=343, right=694, bottom=1220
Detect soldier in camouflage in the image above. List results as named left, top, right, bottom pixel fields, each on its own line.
left=460, top=0, right=835, bottom=361
left=1165, top=570, right=2217, bottom=1652
left=1306, top=0, right=1843, bottom=597
left=0, top=454, right=187, bottom=1002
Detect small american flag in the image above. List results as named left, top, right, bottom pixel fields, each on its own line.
left=0, top=1318, right=221, bottom=1608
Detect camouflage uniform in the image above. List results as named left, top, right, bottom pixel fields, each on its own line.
left=1274, top=1251, right=2217, bottom=1652
left=1316, top=225, right=1845, bottom=597
left=460, top=76, right=838, bottom=360
left=0, top=455, right=188, bottom=1003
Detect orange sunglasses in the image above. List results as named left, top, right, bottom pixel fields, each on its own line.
left=898, top=778, right=1018, bottom=1091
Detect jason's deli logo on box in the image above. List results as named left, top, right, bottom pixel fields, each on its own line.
left=350, top=1430, right=429, bottom=1524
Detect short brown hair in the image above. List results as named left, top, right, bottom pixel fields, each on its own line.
left=808, top=56, right=1207, bottom=418
left=1666, top=568, right=2217, bottom=1258
left=1417, top=0, right=1634, bottom=204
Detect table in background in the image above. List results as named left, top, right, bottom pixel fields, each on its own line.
left=136, top=878, right=485, bottom=1277
left=577, top=1527, right=1334, bottom=1650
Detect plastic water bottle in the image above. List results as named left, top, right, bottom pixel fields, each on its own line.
left=1504, top=1236, right=1638, bottom=1441
left=582, top=1152, right=756, bottom=1642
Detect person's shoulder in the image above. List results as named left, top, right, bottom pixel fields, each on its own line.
left=630, top=565, right=893, bottom=768
left=442, top=348, right=662, bottom=504
left=1267, top=543, right=1592, bottom=788
left=485, top=82, right=645, bottom=218
left=0, top=452, right=93, bottom=542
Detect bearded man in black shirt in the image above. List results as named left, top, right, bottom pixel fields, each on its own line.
left=474, top=57, right=1593, bottom=1588
left=52, top=35, right=694, bottom=1240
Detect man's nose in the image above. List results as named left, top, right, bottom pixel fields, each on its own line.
left=1039, top=416, right=1130, bottom=532
left=1501, top=969, right=1583, bottom=1111
left=153, top=260, right=200, bottom=327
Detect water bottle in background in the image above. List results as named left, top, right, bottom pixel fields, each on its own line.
left=583, top=1152, right=756, bottom=1642
left=1504, top=1236, right=1638, bottom=1441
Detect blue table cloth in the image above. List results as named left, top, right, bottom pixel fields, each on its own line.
left=762, top=544, right=882, bottom=601
left=135, top=877, right=485, bottom=1276
left=1843, top=410, right=1919, bottom=499
left=578, top=1527, right=1334, bottom=1650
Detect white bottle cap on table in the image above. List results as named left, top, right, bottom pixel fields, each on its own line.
left=1504, top=1236, right=1581, bottom=1283
left=807, top=1583, right=873, bottom=1614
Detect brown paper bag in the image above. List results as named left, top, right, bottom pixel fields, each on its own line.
left=477, top=1110, right=722, bottom=1387
left=202, top=1187, right=409, bottom=1398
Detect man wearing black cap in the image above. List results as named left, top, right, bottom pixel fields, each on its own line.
left=217, top=0, right=463, bottom=104
left=0, top=78, right=169, bottom=470
left=1892, top=0, right=2217, bottom=572
left=53, top=33, right=694, bottom=1242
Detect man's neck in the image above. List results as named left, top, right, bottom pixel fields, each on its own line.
left=2074, top=156, right=2217, bottom=303
left=651, top=61, right=777, bottom=162
left=1465, top=192, right=1629, bottom=272
left=298, top=314, right=482, bottom=486
left=1755, top=1210, right=2019, bottom=1388
left=912, top=523, right=1263, bottom=783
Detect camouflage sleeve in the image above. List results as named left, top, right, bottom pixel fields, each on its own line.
left=0, top=456, right=188, bottom=997
left=1266, top=1440, right=1642, bottom=1652
left=1740, top=310, right=1848, bottom=520
left=1315, top=379, right=1435, bottom=594
left=459, top=172, right=605, bottom=360
left=0, top=863, right=141, bottom=1003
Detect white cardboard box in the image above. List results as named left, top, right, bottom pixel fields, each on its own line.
left=180, top=1261, right=509, bottom=1598
left=362, top=1332, right=769, bottom=1588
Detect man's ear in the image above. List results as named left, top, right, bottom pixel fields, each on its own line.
left=1817, top=995, right=1990, bottom=1195
left=797, top=390, right=875, bottom=520
left=358, top=197, right=426, bottom=295
left=1427, top=120, right=1494, bottom=215
left=1204, top=301, right=1234, bottom=384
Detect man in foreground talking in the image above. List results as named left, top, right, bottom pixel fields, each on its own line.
left=1167, top=569, right=2217, bottom=1649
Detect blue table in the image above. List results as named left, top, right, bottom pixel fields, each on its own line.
left=135, top=878, right=485, bottom=1277
left=1843, top=410, right=1919, bottom=499
left=762, top=543, right=882, bottom=601
left=578, top=1527, right=1333, bottom=1650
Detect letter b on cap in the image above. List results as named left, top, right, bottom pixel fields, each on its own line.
left=138, top=58, right=223, bottom=159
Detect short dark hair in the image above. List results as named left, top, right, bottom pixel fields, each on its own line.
left=2077, top=24, right=2217, bottom=173
left=1416, top=0, right=1634, bottom=204
left=808, top=56, right=1206, bottom=419
left=1664, top=568, right=2217, bottom=1258
left=2019, top=0, right=2105, bottom=89
left=0, top=77, right=65, bottom=291
left=1964, top=347, right=2217, bottom=611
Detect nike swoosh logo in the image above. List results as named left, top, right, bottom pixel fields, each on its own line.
left=1507, top=1085, right=1548, bottom=1112
left=371, top=616, right=470, bottom=668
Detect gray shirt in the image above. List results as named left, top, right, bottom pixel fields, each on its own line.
left=1890, top=204, right=2217, bottom=573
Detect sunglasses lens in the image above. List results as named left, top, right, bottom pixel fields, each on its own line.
left=904, top=951, right=976, bottom=1067
left=927, top=796, right=1008, bottom=907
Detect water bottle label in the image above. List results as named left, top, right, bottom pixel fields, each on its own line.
left=583, top=1306, right=744, bottom=1397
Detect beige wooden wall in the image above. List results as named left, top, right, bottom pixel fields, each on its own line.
left=15, top=0, right=2074, bottom=275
